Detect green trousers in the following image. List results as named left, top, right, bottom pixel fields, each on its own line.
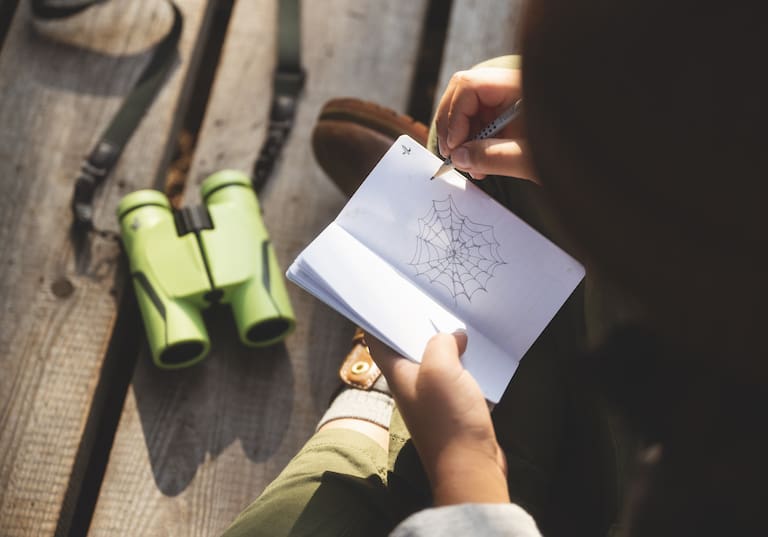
left=223, top=411, right=431, bottom=537
left=222, top=56, right=637, bottom=537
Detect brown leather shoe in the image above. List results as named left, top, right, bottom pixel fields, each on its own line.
left=312, top=98, right=429, bottom=197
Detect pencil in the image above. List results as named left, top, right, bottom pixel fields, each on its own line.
left=431, top=98, right=523, bottom=179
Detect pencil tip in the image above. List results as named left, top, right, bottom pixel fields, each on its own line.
left=431, top=162, right=452, bottom=179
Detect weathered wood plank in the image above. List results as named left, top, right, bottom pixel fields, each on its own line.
left=0, top=0, right=216, bottom=534
left=435, top=0, right=524, bottom=109
left=89, top=0, right=430, bottom=535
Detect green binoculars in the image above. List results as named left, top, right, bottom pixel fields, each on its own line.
left=117, top=170, right=295, bottom=368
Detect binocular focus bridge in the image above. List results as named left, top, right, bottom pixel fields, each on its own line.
left=174, top=204, right=214, bottom=236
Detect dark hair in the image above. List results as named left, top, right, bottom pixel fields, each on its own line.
left=521, top=0, right=768, bottom=364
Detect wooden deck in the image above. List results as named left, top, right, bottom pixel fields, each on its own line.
left=0, top=0, right=521, bottom=535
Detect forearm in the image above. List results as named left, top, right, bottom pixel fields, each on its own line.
left=428, top=445, right=510, bottom=506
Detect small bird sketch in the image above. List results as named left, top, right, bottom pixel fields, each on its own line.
left=401, top=144, right=411, bottom=155
left=409, top=196, right=506, bottom=302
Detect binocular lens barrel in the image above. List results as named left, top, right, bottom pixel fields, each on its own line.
left=203, top=171, right=296, bottom=348
left=118, top=190, right=212, bottom=369
left=229, top=275, right=295, bottom=348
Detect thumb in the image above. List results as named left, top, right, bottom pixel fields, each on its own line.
left=420, top=331, right=469, bottom=373
left=450, top=138, right=538, bottom=183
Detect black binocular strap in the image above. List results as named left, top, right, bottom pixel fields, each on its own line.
left=33, top=0, right=303, bottom=232
left=30, top=0, right=183, bottom=232
left=252, top=0, right=306, bottom=192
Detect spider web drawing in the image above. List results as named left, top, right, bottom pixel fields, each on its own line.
left=409, top=196, right=506, bottom=302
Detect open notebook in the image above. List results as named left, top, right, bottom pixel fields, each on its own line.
left=287, top=136, right=584, bottom=402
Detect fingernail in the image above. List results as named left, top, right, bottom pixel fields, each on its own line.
left=447, top=131, right=459, bottom=149
left=451, top=147, right=469, bottom=167
left=452, top=329, right=468, bottom=355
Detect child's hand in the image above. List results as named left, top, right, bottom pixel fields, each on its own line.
left=435, top=67, right=537, bottom=182
left=368, top=332, right=509, bottom=505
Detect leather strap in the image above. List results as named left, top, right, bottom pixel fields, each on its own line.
left=339, top=328, right=385, bottom=391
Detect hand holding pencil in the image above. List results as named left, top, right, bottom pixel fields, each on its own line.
left=433, top=67, right=537, bottom=182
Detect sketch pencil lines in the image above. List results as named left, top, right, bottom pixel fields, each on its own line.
left=409, top=196, right=506, bottom=302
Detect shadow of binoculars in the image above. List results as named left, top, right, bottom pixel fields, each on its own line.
left=117, top=170, right=295, bottom=368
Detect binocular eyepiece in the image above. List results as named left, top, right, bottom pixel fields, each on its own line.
left=117, top=170, right=295, bottom=368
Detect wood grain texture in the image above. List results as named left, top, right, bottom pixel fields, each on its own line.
left=435, top=0, right=524, bottom=110
left=0, top=0, right=216, bottom=534
left=88, top=0, right=430, bottom=535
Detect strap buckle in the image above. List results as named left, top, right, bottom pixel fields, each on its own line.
left=269, top=68, right=305, bottom=127
left=71, top=163, right=106, bottom=229
left=274, top=68, right=306, bottom=101
left=71, top=141, right=119, bottom=229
